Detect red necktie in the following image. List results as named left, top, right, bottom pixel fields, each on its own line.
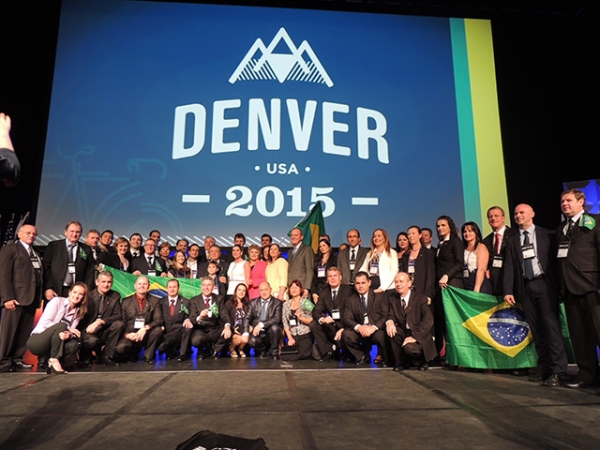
left=494, top=232, right=500, bottom=255
left=169, top=299, right=175, bottom=316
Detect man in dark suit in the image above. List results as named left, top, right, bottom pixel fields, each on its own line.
left=0, top=225, right=42, bottom=372
left=503, top=204, right=568, bottom=387
left=311, top=266, right=352, bottom=360
left=197, top=245, right=229, bottom=288
left=338, top=229, right=368, bottom=285
left=243, top=281, right=283, bottom=359
left=115, top=276, right=163, bottom=364
left=158, top=279, right=193, bottom=361
left=188, top=277, right=231, bottom=359
left=556, top=189, right=600, bottom=389
left=483, top=206, right=519, bottom=296
left=128, top=233, right=143, bottom=260
left=130, top=239, right=168, bottom=277
left=386, top=272, right=436, bottom=371
left=43, top=220, right=95, bottom=300
left=288, top=227, right=315, bottom=292
left=342, top=271, right=389, bottom=365
left=78, top=270, right=124, bottom=366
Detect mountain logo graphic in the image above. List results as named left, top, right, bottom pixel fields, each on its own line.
left=229, top=27, right=334, bottom=87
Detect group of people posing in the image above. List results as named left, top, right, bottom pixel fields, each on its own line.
left=1, top=189, right=599, bottom=392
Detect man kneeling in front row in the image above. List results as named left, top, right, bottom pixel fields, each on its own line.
left=386, top=272, right=436, bottom=371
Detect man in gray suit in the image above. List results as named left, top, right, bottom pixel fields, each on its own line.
left=338, top=229, right=368, bottom=285
left=288, top=228, right=315, bottom=292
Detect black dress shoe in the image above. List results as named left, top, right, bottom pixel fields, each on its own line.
left=212, top=352, right=221, bottom=359
left=37, top=357, right=48, bottom=369
left=543, top=374, right=564, bottom=387
left=101, top=354, right=119, bottom=366
left=356, top=355, right=369, bottom=366
left=144, top=357, right=155, bottom=365
left=13, top=361, right=33, bottom=370
left=321, top=351, right=333, bottom=362
left=565, top=380, right=596, bottom=389
left=380, top=361, right=389, bottom=368
left=418, top=363, right=429, bottom=371
left=511, top=369, right=528, bottom=377
left=0, top=365, right=15, bottom=373
left=392, top=365, right=405, bottom=372
left=259, top=351, right=269, bottom=358
left=177, top=354, right=190, bottom=362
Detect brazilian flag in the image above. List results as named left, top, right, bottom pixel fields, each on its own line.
left=289, top=201, right=326, bottom=253
left=442, top=286, right=538, bottom=369
left=104, top=266, right=202, bottom=300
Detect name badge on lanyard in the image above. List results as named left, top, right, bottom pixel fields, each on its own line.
left=289, top=315, right=298, bottom=327
left=463, top=265, right=470, bottom=279
left=557, top=241, right=570, bottom=258
left=134, top=317, right=145, bottom=329
left=522, top=243, right=535, bottom=260
left=67, top=262, right=76, bottom=274
left=363, top=313, right=369, bottom=325
left=349, top=261, right=356, bottom=271
left=407, top=260, right=415, bottom=274
left=492, top=255, right=503, bottom=268
left=31, top=258, right=41, bottom=269
left=148, top=269, right=157, bottom=277
left=369, top=261, right=379, bottom=276
left=318, top=265, right=326, bottom=278
left=332, top=309, right=341, bottom=320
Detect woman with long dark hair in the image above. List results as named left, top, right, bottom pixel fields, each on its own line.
left=227, top=283, right=250, bottom=357
left=461, top=221, right=493, bottom=294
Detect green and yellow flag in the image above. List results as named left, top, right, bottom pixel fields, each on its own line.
left=442, top=286, right=538, bottom=369
left=104, top=266, right=202, bottom=300
left=289, top=201, right=326, bottom=253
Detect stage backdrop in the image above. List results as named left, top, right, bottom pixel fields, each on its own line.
left=35, top=0, right=508, bottom=246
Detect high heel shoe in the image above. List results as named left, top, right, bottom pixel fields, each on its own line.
left=230, top=347, right=239, bottom=358
left=46, top=360, right=66, bottom=375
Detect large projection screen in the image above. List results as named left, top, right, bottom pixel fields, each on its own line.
left=36, top=0, right=508, bottom=246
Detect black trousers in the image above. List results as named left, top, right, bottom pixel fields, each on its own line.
left=27, top=322, right=80, bottom=360
left=564, top=289, right=600, bottom=384
left=342, top=327, right=388, bottom=362
left=80, top=320, right=125, bottom=359
left=159, top=326, right=193, bottom=356
left=521, top=276, right=568, bottom=376
left=247, top=324, right=282, bottom=356
left=115, top=327, right=163, bottom=360
left=0, top=302, right=37, bottom=369
left=281, top=332, right=314, bottom=361
left=389, top=332, right=425, bottom=367
left=191, top=326, right=230, bottom=355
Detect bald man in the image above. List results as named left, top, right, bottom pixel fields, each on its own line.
left=0, top=225, right=43, bottom=371
left=503, top=203, right=568, bottom=387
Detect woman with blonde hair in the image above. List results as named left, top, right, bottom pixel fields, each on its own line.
left=360, top=228, right=398, bottom=293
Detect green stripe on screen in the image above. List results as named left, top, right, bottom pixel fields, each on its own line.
left=464, top=19, right=509, bottom=230
left=450, top=18, right=481, bottom=223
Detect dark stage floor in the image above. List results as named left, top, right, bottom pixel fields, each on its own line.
left=1, top=358, right=599, bottom=450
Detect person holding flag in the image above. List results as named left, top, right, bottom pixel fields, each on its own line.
left=188, top=277, right=232, bottom=359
